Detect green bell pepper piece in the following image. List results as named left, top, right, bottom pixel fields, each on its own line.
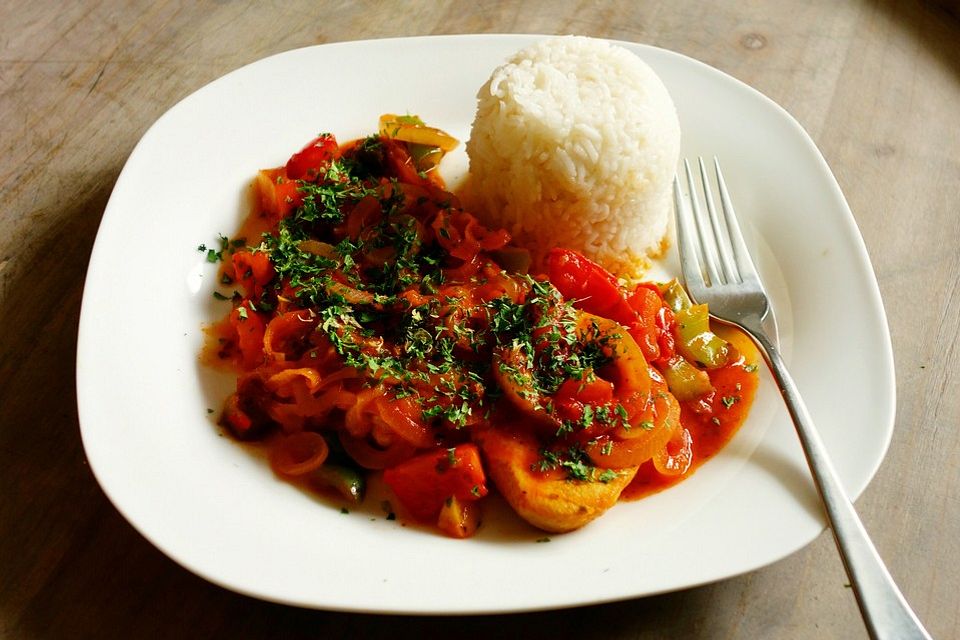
left=674, top=304, right=730, bottom=369
left=660, top=279, right=730, bottom=369
left=312, top=464, right=366, bottom=504
left=660, top=279, right=693, bottom=313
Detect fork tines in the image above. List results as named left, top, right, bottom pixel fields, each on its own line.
left=674, top=157, right=762, bottom=290
left=673, top=156, right=779, bottom=348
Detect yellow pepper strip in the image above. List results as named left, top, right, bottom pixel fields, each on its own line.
left=379, top=114, right=459, bottom=151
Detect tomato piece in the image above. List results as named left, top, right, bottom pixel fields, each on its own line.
left=231, top=249, right=274, bottom=299
left=285, top=133, right=339, bottom=181
left=229, top=302, right=266, bottom=369
left=274, top=180, right=302, bottom=219
left=431, top=210, right=510, bottom=272
left=222, top=372, right=274, bottom=439
left=255, top=168, right=303, bottom=219
left=383, top=444, right=488, bottom=520
left=629, top=284, right=663, bottom=315
left=546, top=249, right=636, bottom=325
left=555, top=397, right=584, bottom=423
left=444, top=253, right=482, bottom=280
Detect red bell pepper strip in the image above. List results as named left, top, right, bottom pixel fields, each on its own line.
left=285, top=133, right=339, bottom=181
left=546, top=249, right=637, bottom=326
left=627, top=284, right=662, bottom=361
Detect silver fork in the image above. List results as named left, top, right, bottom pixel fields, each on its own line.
left=673, top=158, right=931, bottom=640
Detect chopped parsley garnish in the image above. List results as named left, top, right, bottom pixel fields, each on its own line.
left=597, top=469, right=618, bottom=483
left=582, top=404, right=595, bottom=428
left=198, top=233, right=233, bottom=263
left=535, top=445, right=615, bottom=483
left=295, top=159, right=378, bottom=225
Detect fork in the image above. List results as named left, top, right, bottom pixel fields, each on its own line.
left=673, top=158, right=931, bottom=640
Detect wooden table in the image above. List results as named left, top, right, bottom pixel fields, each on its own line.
left=2, top=2, right=958, bottom=638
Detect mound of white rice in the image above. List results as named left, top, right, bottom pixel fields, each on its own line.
left=466, top=36, right=680, bottom=277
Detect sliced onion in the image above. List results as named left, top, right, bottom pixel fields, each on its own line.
left=589, top=392, right=679, bottom=468
left=270, top=432, right=329, bottom=476
left=296, top=239, right=337, bottom=259
left=375, top=395, right=436, bottom=448
left=653, top=427, right=693, bottom=476
left=340, top=433, right=416, bottom=470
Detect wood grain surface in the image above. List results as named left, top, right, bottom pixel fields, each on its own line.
left=2, top=1, right=958, bottom=638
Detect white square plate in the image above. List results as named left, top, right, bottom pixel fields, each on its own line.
left=77, top=34, right=894, bottom=614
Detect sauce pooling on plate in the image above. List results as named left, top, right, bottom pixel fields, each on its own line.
left=201, top=116, right=758, bottom=537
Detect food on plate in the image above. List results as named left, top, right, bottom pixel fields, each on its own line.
left=476, top=427, right=638, bottom=533
left=466, top=36, right=681, bottom=277
left=202, top=113, right=758, bottom=538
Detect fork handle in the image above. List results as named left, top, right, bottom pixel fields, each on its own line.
left=753, top=333, right=931, bottom=640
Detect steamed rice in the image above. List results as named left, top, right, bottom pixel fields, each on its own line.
left=466, top=36, right=680, bottom=277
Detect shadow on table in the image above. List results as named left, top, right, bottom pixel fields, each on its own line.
left=882, top=0, right=960, bottom=78
left=0, top=169, right=118, bottom=635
